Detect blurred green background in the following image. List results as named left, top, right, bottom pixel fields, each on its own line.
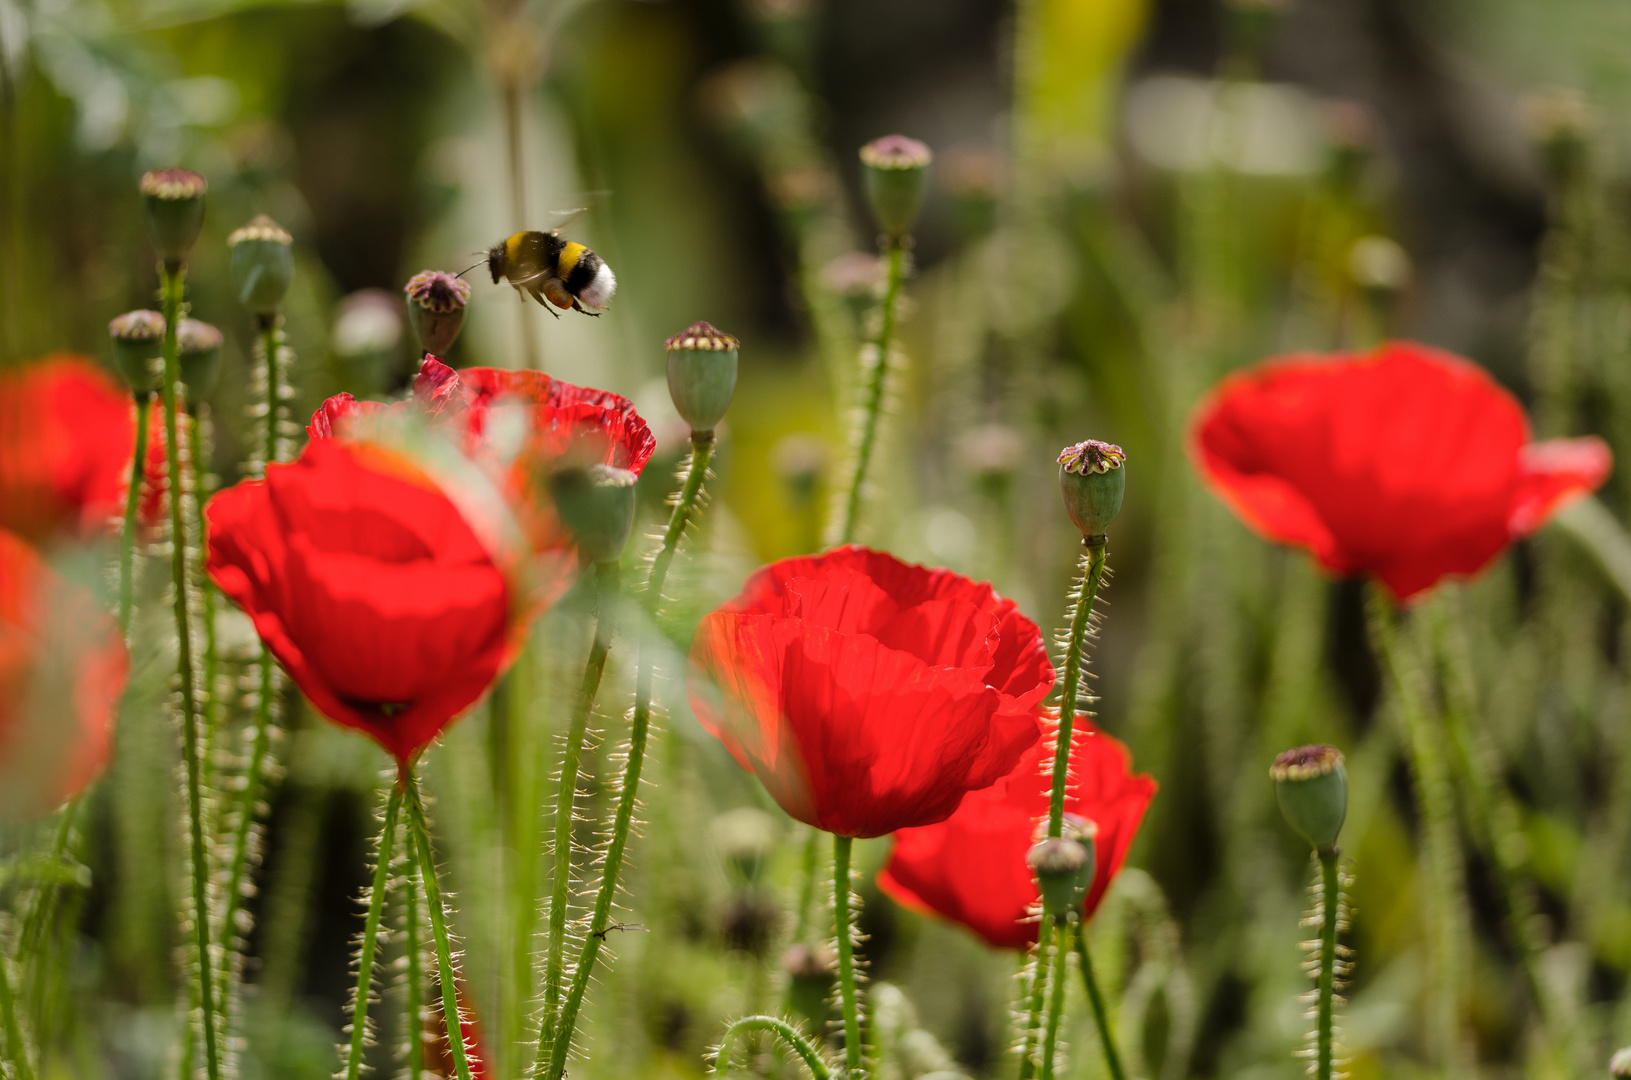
left=8, top=0, right=1631, bottom=1077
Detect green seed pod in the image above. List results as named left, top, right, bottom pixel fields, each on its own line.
left=711, top=806, right=779, bottom=885
left=139, top=169, right=207, bottom=268
left=860, top=134, right=932, bottom=242
left=665, top=321, right=739, bottom=434
left=782, top=943, right=836, bottom=1028
left=177, top=319, right=224, bottom=402
left=228, top=215, right=295, bottom=316
left=404, top=270, right=471, bottom=357
left=549, top=464, right=638, bottom=565
left=1271, top=745, right=1348, bottom=854
left=1057, top=440, right=1126, bottom=541
left=1026, top=820, right=1097, bottom=920
left=108, top=309, right=166, bottom=395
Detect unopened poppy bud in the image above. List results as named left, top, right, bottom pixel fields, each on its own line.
left=1026, top=824, right=1096, bottom=919
left=1271, top=744, right=1348, bottom=854
left=1058, top=440, right=1126, bottom=541
left=549, top=464, right=637, bottom=564
left=405, top=270, right=471, bottom=356
left=228, top=215, right=294, bottom=316
left=711, top=806, right=779, bottom=884
left=109, top=309, right=166, bottom=394
left=139, top=169, right=206, bottom=268
left=664, top=321, right=739, bottom=434
left=783, top=942, right=837, bottom=1026
left=860, top=134, right=932, bottom=242
left=177, top=319, right=223, bottom=401
left=1611, top=1047, right=1631, bottom=1077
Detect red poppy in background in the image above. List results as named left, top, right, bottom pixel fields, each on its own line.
left=687, top=546, right=1052, bottom=838
left=0, top=355, right=136, bottom=542
left=206, top=438, right=515, bottom=763
left=877, top=721, right=1155, bottom=950
left=1190, top=342, right=1612, bottom=601
left=0, top=528, right=126, bottom=821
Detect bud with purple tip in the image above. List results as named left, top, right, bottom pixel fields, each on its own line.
left=1027, top=815, right=1098, bottom=920
left=1058, top=440, right=1126, bottom=541
left=139, top=169, right=207, bottom=268
left=665, top=321, right=739, bottom=434
left=109, top=310, right=166, bottom=394
left=1271, top=745, right=1348, bottom=854
left=228, top=215, right=294, bottom=317
left=859, top=135, right=932, bottom=242
left=405, top=270, right=471, bottom=357
left=177, top=319, right=224, bottom=401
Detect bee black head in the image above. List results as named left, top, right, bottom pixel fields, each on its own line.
left=487, top=241, right=506, bottom=284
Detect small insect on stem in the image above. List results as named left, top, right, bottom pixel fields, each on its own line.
left=591, top=922, right=648, bottom=940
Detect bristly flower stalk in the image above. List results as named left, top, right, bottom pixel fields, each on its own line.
left=405, top=773, right=475, bottom=1080
left=342, top=780, right=406, bottom=1080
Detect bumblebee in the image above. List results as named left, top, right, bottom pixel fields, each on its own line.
left=487, top=230, right=617, bottom=316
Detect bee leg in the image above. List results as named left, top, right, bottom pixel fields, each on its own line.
left=526, top=284, right=563, bottom=318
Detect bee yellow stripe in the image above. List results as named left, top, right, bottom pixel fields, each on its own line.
left=557, top=242, right=587, bottom=279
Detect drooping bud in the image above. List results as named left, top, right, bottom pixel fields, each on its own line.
left=1058, top=440, right=1126, bottom=541
left=177, top=319, right=224, bottom=402
left=665, top=321, right=739, bottom=434
left=1027, top=816, right=1098, bottom=919
left=228, top=215, right=295, bottom=316
left=1271, top=744, right=1348, bottom=854
left=1610, top=1046, right=1631, bottom=1078
left=139, top=169, right=207, bottom=268
left=405, top=270, right=471, bottom=356
left=859, top=135, right=932, bottom=242
left=711, top=806, right=779, bottom=884
left=108, top=310, right=166, bottom=395
left=548, top=464, right=638, bottom=564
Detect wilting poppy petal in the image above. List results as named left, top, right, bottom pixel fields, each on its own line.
left=1190, top=341, right=1613, bottom=601
left=877, top=721, right=1155, bottom=950
left=687, top=546, right=1051, bottom=838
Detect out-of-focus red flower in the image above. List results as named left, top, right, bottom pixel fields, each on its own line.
left=1190, top=341, right=1613, bottom=601
left=205, top=438, right=515, bottom=764
left=136, top=402, right=178, bottom=537
left=0, top=355, right=136, bottom=543
left=876, top=721, right=1155, bottom=950
left=687, top=546, right=1052, bottom=838
left=425, top=983, right=492, bottom=1080
left=0, top=528, right=126, bottom=820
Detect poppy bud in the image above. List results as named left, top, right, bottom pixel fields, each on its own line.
left=228, top=215, right=294, bottom=316
left=721, top=892, right=782, bottom=958
left=782, top=943, right=836, bottom=1027
left=711, top=806, right=779, bottom=884
left=1026, top=818, right=1097, bottom=920
left=860, top=135, right=932, bottom=242
left=664, top=321, right=739, bottom=434
left=405, top=270, right=471, bottom=356
left=1057, top=440, right=1126, bottom=541
left=139, top=169, right=206, bottom=268
left=549, top=464, right=637, bottom=565
left=1271, top=744, right=1348, bottom=854
left=108, top=309, right=166, bottom=395
left=1611, top=1047, right=1631, bottom=1078
left=177, top=319, right=223, bottom=401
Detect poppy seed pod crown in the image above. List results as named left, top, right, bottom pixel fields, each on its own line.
left=1058, top=440, right=1126, bottom=541
left=405, top=270, right=471, bottom=356
left=1026, top=821, right=1097, bottom=920
left=177, top=319, right=224, bottom=402
left=228, top=215, right=295, bottom=316
left=139, top=169, right=206, bottom=267
left=109, top=310, right=166, bottom=394
left=1271, top=744, right=1348, bottom=853
left=665, top=321, right=739, bottom=434
left=860, top=134, right=932, bottom=241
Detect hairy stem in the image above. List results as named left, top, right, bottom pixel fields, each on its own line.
left=541, top=433, right=716, bottom=1080
left=161, top=263, right=220, bottom=1080
left=541, top=561, right=620, bottom=1051
left=1017, top=919, right=1054, bottom=1080
left=1316, top=850, right=1339, bottom=1080
left=1073, top=931, right=1126, bottom=1080
left=118, top=392, right=152, bottom=637
left=0, top=942, right=32, bottom=1080
left=1049, top=540, right=1107, bottom=837
left=193, top=405, right=218, bottom=761
left=406, top=837, right=424, bottom=1080
left=832, top=834, right=862, bottom=1080
left=406, top=773, right=474, bottom=1080
left=836, top=239, right=906, bottom=545
left=713, top=1016, right=832, bottom=1080
left=1039, top=919, right=1070, bottom=1080
left=342, top=782, right=405, bottom=1080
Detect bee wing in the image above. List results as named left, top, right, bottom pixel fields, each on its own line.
left=546, top=207, right=590, bottom=234
left=507, top=265, right=559, bottom=289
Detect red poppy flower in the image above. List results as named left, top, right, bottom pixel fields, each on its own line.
left=687, top=546, right=1052, bottom=838
left=1190, top=341, right=1613, bottom=601
left=205, top=438, right=515, bottom=763
left=135, top=402, right=179, bottom=537
left=0, top=528, right=126, bottom=821
left=876, top=721, right=1155, bottom=949
left=0, top=354, right=136, bottom=543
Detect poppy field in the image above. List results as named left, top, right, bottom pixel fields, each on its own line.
left=5, top=1, right=1631, bottom=1079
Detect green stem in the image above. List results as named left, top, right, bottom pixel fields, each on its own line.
left=1316, top=850, right=1339, bottom=1080
left=541, top=434, right=716, bottom=1080
left=193, top=405, right=218, bottom=758
left=836, top=240, right=906, bottom=546
left=161, top=263, right=220, bottom=1080
left=405, top=812, right=425, bottom=1080
left=541, top=561, right=619, bottom=1050
left=1049, top=540, right=1107, bottom=838
left=0, top=941, right=33, bottom=1080
left=832, top=834, right=862, bottom=1080
left=406, top=772, right=474, bottom=1080
left=1073, top=931, right=1126, bottom=1080
left=342, top=782, right=405, bottom=1080
left=713, top=1016, right=831, bottom=1080
left=118, top=393, right=152, bottom=637
left=1039, top=919, right=1071, bottom=1080
left=1017, top=918, right=1054, bottom=1080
